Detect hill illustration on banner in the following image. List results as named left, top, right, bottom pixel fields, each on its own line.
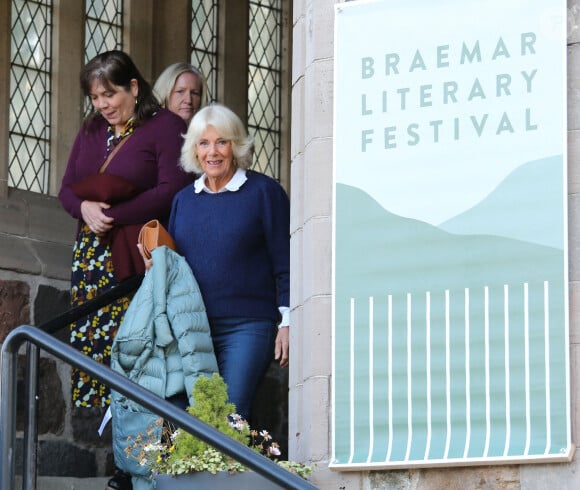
left=439, top=156, right=564, bottom=250
left=333, top=155, right=569, bottom=465
left=335, top=155, right=565, bottom=297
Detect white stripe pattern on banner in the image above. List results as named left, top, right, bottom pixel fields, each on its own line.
left=544, top=281, right=551, bottom=455
left=425, top=292, right=432, bottom=460
left=367, top=297, right=374, bottom=463
left=524, top=283, right=531, bottom=456
left=405, top=293, right=413, bottom=462
left=484, top=286, right=491, bottom=458
left=386, top=295, right=393, bottom=462
left=444, top=290, right=452, bottom=459
left=341, top=281, right=567, bottom=465
left=503, top=284, right=511, bottom=458
left=349, top=298, right=355, bottom=465
left=464, top=287, right=472, bottom=459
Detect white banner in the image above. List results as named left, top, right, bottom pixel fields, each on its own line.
left=332, top=0, right=571, bottom=470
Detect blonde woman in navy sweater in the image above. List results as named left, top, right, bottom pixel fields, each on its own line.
left=141, top=103, right=290, bottom=420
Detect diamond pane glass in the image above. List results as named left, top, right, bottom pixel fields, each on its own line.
left=84, top=0, right=123, bottom=114
left=9, top=134, right=48, bottom=193
left=9, top=0, right=52, bottom=193
left=191, top=0, right=219, bottom=102
left=248, top=0, right=282, bottom=179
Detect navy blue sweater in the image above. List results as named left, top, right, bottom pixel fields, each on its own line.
left=168, top=170, right=290, bottom=321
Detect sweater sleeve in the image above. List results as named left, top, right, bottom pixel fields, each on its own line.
left=168, top=191, right=180, bottom=238
left=58, top=128, right=88, bottom=220
left=260, top=175, right=290, bottom=308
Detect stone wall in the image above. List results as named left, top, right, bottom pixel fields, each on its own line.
left=0, top=217, right=117, bottom=479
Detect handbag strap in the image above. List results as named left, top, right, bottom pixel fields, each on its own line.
left=99, top=133, right=133, bottom=174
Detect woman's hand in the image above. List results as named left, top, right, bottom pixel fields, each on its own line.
left=80, top=200, right=114, bottom=235
left=136, top=243, right=154, bottom=272
left=274, top=326, right=289, bottom=368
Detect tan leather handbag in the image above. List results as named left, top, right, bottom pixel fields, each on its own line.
left=138, top=219, right=177, bottom=259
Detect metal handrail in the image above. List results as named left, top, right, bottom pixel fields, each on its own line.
left=38, top=274, right=144, bottom=335
left=21, top=274, right=144, bottom=490
left=1, top=326, right=317, bottom=490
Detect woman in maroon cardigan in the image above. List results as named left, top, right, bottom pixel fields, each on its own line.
left=58, top=50, right=192, bottom=412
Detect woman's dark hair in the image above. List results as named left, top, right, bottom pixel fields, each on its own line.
left=80, top=50, right=160, bottom=126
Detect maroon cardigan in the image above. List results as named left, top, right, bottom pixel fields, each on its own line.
left=59, top=109, right=193, bottom=281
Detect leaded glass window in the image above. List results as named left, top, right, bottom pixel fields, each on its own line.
left=248, top=0, right=282, bottom=179
left=85, top=0, right=123, bottom=63
left=9, top=0, right=52, bottom=193
left=84, top=0, right=123, bottom=114
left=191, top=0, right=219, bottom=101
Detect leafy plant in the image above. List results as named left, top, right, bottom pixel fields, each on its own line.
left=126, top=373, right=312, bottom=480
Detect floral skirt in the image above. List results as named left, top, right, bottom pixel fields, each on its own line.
left=69, top=224, right=130, bottom=408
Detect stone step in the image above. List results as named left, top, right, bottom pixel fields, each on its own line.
left=15, top=476, right=110, bottom=490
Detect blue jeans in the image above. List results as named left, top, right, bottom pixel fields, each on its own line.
left=209, top=317, right=276, bottom=420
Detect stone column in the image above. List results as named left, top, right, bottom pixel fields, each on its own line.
left=51, top=0, right=84, bottom=194
left=0, top=0, right=10, bottom=198
left=124, top=0, right=154, bottom=81
left=219, top=0, right=250, bottom=121
left=289, top=0, right=362, bottom=487
left=568, top=0, right=580, bottom=449
left=151, top=0, right=191, bottom=79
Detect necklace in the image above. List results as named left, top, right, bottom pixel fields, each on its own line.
left=106, top=118, right=135, bottom=154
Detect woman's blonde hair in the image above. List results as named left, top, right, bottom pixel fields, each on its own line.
left=180, top=103, right=254, bottom=174
left=153, top=62, right=208, bottom=110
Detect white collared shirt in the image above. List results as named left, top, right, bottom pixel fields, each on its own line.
left=194, top=168, right=247, bottom=194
